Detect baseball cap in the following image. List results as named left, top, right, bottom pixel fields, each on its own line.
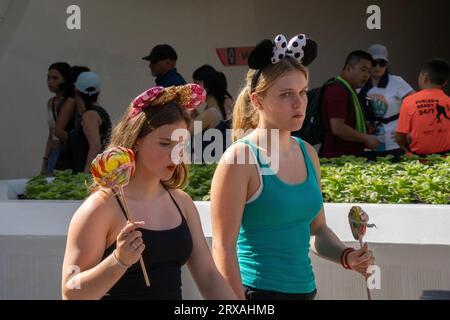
left=142, top=44, right=178, bottom=63
left=367, top=44, right=388, bottom=62
left=75, top=71, right=101, bottom=96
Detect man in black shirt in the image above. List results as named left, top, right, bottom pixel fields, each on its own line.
left=142, top=44, right=186, bottom=87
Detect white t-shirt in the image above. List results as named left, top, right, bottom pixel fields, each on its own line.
left=367, top=75, right=413, bottom=150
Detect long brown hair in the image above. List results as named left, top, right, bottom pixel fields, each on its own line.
left=232, top=57, right=309, bottom=141
left=108, top=102, right=191, bottom=189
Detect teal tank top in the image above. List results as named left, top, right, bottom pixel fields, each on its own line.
left=236, top=136, right=323, bottom=293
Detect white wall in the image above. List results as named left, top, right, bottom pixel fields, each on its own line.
left=0, top=0, right=449, bottom=179
left=1, top=179, right=449, bottom=300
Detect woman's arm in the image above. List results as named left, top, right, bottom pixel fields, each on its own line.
left=210, top=144, right=252, bottom=299
left=61, top=194, right=145, bottom=300
left=306, top=143, right=374, bottom=275
left=41, top=127, right=53, bottom=175
left=62, top=194, right=125, bottom=300
left=41, top=100, right=54, bottom=174
left=176, top=190, right=237, bottom=300
left=307, top=142, right=347, bottom=262
left=81, top=111, right=102, bottom=173
left=55, top=98, right=76, bottom=142
left=224, top=97, right=234, bottom=118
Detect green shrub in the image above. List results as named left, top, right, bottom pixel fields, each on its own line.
left=24, top=155, right=449, bottom=204
left=320, top=155, right=450, bottom=204
left=24, top=170, right=92, bottom=200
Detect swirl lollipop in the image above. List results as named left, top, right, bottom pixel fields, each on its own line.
left=91, top=146, right=135, bottom=188
left=91, top=146, right=150, bottom=286
left=348, top=206, right=377, bottom=300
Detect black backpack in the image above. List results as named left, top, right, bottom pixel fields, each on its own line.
left=292, top=78, right=340, bottom=145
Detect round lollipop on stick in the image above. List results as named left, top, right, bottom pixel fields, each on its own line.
left=91, top=146, right=151, bottom=287
left=348, top=206, right=377, bottom=300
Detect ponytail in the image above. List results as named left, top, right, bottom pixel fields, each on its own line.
left=232, top=76, right=259, bottom=141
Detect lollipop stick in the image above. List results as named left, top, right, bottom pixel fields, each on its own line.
left=358, top=237, right=372, bottom=300
left=117, top=186, right=151, bottom=287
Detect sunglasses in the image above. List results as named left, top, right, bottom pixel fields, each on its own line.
left=372, top=59, right=387, bottom=67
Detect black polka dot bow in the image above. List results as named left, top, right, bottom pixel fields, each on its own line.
left=248, top=33, right=318, bottom=71
left=272, top=34, right=307, bottom=63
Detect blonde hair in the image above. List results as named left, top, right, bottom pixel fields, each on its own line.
left=107, top=102, right=191, bottom=190
left=232, top=57, right=309, bottom=141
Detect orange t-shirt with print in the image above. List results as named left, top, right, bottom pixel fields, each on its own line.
left=397, top=89, right=450, bottom=155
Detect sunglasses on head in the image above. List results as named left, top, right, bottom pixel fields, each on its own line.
left=372, top=59, right=387, bottom=67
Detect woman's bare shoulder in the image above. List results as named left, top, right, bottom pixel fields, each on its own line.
left=71, top=190, right=119, bottom=228
left=167, top=188, right=197, bottom=221
left=220, top=140, right=255, bottom=166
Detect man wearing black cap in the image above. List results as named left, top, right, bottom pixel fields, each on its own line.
left=143, top=44, right=186, bottom=87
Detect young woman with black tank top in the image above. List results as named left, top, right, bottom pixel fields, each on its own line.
left=62, top=84, right=237, bottom=300
left=70, top=71, right=112, bottom=173
left=41, top=62, right=76, bottom=175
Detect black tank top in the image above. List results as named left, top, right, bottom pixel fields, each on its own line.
left=101, top=185, right=193, bottom=300
left=51, top=97, right=75, bottom=133
left=69, top=105, right=112, bottom=173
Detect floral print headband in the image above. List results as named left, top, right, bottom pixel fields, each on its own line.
left=128, top=83, right=206, bottom=120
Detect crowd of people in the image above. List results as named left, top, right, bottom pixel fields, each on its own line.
left=42, top=64, right=111, bottom=175
left=43, top=43, right=449, bottom=175
left=307, top=44, right=449, bottom=160
left=43, top=45, right=237, bottom=174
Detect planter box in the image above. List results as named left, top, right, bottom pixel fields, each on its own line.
left=1, top=179, right=449, bottom=300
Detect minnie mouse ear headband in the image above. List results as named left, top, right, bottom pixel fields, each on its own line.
left=128, top=83, right=206, bottom=120
left=248, top=34, right=318, bottom=93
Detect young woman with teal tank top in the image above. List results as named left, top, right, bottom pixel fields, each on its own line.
left=211, top=34, right=375, bottom=300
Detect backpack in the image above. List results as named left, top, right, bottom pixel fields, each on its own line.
left=292, top=78, right=340, bottom=145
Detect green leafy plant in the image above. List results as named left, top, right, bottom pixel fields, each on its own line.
left=24, top=170, right=92, bottom=200
left=23, top=155, right=449, bottom=204
left=320, top=154, right=450, bottom=204
left=184, top=164, right=217, bottom=201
